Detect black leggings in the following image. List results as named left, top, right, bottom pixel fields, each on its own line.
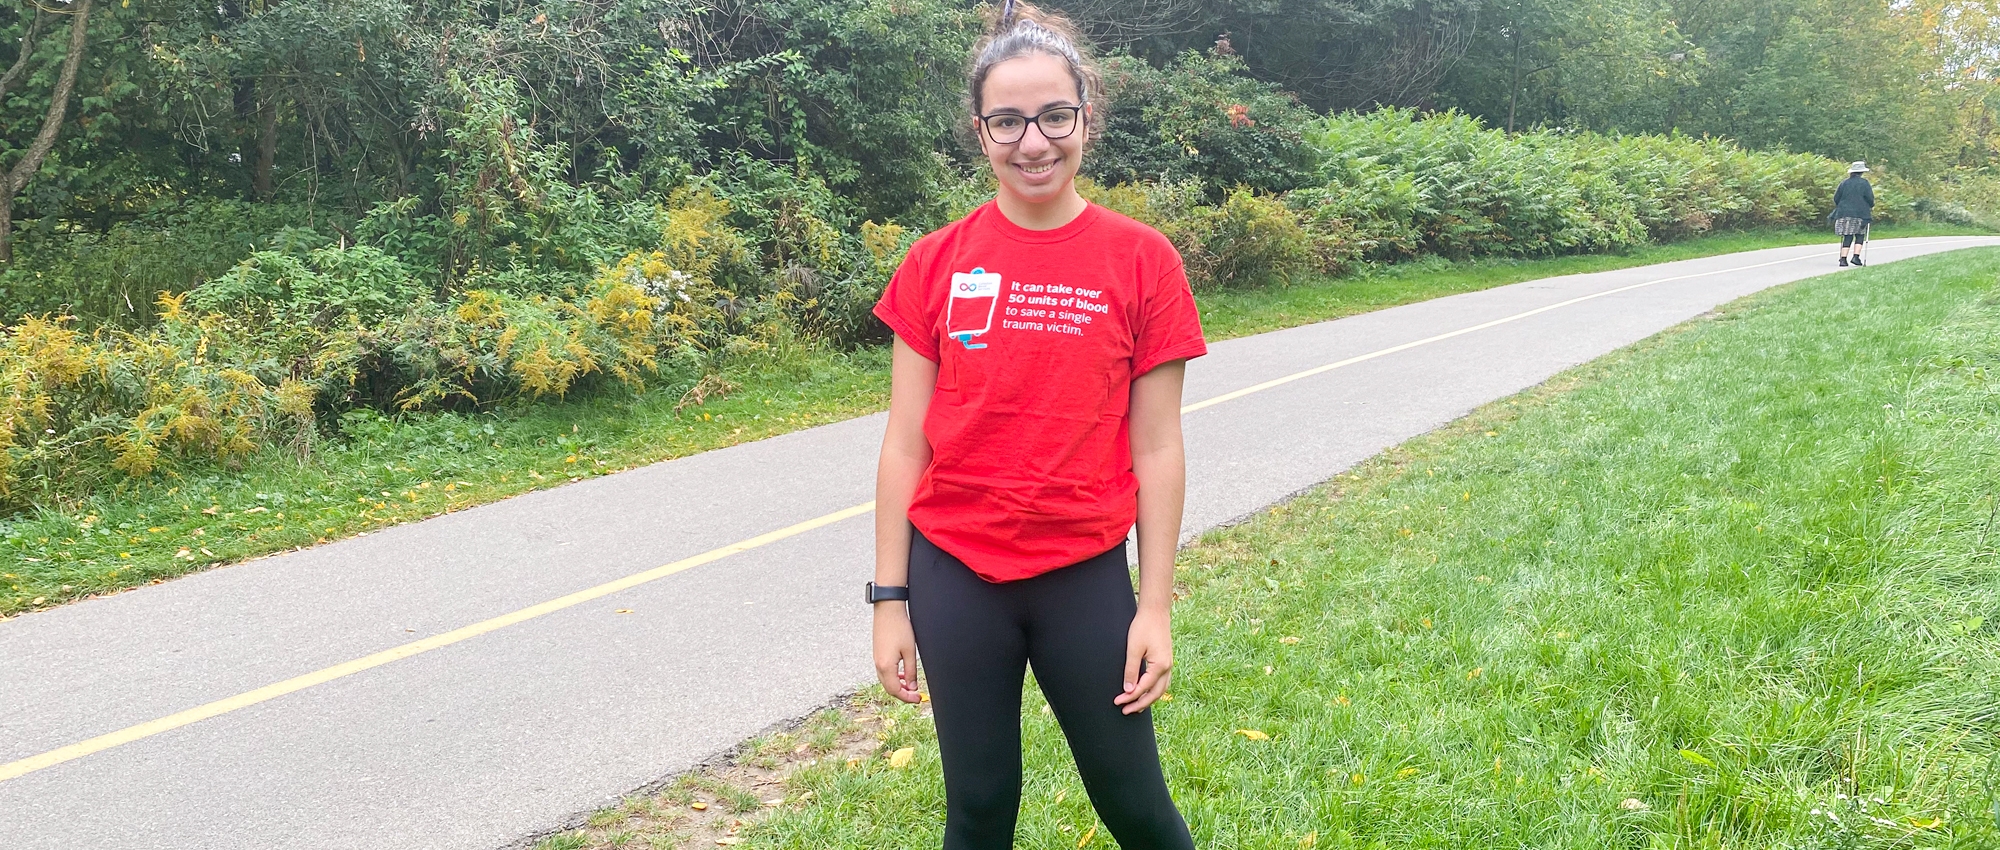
left=1843, top=231, right=1868, bottom=248
left=907, top=532, right=1194, bottom=850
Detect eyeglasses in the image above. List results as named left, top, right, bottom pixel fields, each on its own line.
left=979, top=105, right=1084, bottom=145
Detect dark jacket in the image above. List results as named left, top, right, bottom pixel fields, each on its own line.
left=1830, top=175, right=1875, bottom=222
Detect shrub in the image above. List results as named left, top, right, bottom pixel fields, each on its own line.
left=690, top=0, right=978, bottom=223
left=1081, top=179, right=1316, bottom=289
left=1895, top=169, right=2000, bottom=228
left=0, top=200, right=331, bottom=327
left=1173, top=189, right=1320, bottom=289
left=778, top=219, right=914, bottom=348
left=1306, top=110, right=1618, bottom=258
left=1302, top=110, right=1839, bottom=258
left=1090, top=50, right=1321, bottom=198
left=0, top=312, right=318, bottom=506
left=189, top=245, right=431, bottom=326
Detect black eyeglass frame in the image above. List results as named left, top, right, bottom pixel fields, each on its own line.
left=977, top=103, right=1087, bottom=145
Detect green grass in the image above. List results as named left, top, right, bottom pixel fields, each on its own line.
left=3, top=221, right=1988, bottom=616
left=681, top=248, right=2000, bottom=848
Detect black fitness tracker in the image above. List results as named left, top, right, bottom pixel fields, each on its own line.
left=865, top=582, right=910, bottom=604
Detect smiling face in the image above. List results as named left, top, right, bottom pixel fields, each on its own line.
left=976, top=53, right=1090, bottom=224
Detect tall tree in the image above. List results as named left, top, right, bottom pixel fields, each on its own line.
left=1052, top=0, right=1483, bottom=111
left=1, top=0, right=94, bottom=264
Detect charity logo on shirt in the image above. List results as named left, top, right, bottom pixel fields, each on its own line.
left=945, top=267, right=1000, bottom=349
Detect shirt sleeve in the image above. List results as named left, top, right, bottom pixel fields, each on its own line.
left=873, top=249, right=940, bottom=362
left=1131, top=260, right=1208, bottom=376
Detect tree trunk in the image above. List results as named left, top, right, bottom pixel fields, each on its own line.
left=0, top=189, right=11, bottom=269
left=1506, top=22, right=1521, bottom=134
left=0, top=9, right=44, bottom=103
left=255, top=75, right=279, bottom=200
left=1, top=0, right=93, bottom=265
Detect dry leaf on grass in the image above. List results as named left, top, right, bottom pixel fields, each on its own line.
left=677, top=374, right=740, bottom=413
left=1234, top=729, right=1269, bottom=741
left=888, top=747, right=915, bottom=768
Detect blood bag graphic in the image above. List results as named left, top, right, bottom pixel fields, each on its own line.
left=945, top=268, right=1001, bottom=349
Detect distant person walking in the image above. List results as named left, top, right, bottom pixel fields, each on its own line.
left=1831, top=162, right=1874, bottom=267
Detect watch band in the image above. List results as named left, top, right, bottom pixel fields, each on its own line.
left=865, top=581, right=911, bottom=604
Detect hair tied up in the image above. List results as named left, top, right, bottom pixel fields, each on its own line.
left=966, top=0, right=1101, bottom=127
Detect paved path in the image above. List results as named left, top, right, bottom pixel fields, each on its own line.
left=3, top=238, right=1994, bottom=848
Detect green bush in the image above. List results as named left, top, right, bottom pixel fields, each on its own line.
left=778, top=220, right=914, bottom=348
left=690, top=0, right=979, bottom=223
left=0, top=200, right=332, bottom=327
left=1182, top=189, right=1319, bottom=288
left=1090, top=50, right=1321, bottom=198
left=1299, top=110, right=1839, bottom=261
left=1081, top=179, right=1317, bottom=289
left=0, top=186, right=797, bottom=504
left=1305, top=110, right=1635, bottom=258
left=190, top=246, right=431, bottom=326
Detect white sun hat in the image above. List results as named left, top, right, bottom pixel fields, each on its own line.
left=1849, top=161, right=1870, bottom=172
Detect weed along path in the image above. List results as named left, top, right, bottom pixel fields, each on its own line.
left=2, top=237, right=1995, bottom=849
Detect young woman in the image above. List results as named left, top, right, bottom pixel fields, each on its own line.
left=866, top=3, right=1203, bottom=848
left=1831, top=161, right=1875, bottom=267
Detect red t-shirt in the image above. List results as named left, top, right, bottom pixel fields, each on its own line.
left=873, top=201, right=1208, bottom=582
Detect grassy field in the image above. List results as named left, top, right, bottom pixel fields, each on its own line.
left=541, top=246, right=2000, bottom=847
left=2, top=222, right=1987, bottom=616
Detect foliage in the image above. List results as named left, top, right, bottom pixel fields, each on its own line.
left=0, top=199, right=327, bottom=326
left=0, top=312, right=317, bottom=503
left=189, top=245, right=429, bottom=326
left=0, top=0, right=1987, bottom=515
left=1892, top=167, right=2000, bottom=228
left=1049, top=0, right=1484, bottom=113
left=1434, top=0, right=1979, bottom=175
left=0, top=184, right=794, bottom=505
left=1089, top=50, right=1321, bottom=197
left=1085, top=179, right=1320, bottom=289
left=686, top=0, right=979, bottom=224
left=1299, top=110, right=1836, bottom=260
left=776, top=219, right=914, bottom=349
left=1084, top=108, right=1847, bottom=289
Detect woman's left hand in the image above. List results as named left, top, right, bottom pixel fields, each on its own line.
left=1114, top=607, right=1173, bottom=714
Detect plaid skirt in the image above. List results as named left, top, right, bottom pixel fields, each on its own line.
left=1834, top=217, right=1869, bottom=236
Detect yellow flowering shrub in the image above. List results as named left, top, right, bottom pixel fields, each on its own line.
left=0, top=304, right=321, bottom=502
left=0, top=187, right=786, bottom=504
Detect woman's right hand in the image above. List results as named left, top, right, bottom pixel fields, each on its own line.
left=873, top=606, right=923, bottom=703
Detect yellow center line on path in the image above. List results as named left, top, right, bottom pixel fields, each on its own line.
left=0, top=502, right=877, bottom=783
left=3, top=238, right=1967, bottom=784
